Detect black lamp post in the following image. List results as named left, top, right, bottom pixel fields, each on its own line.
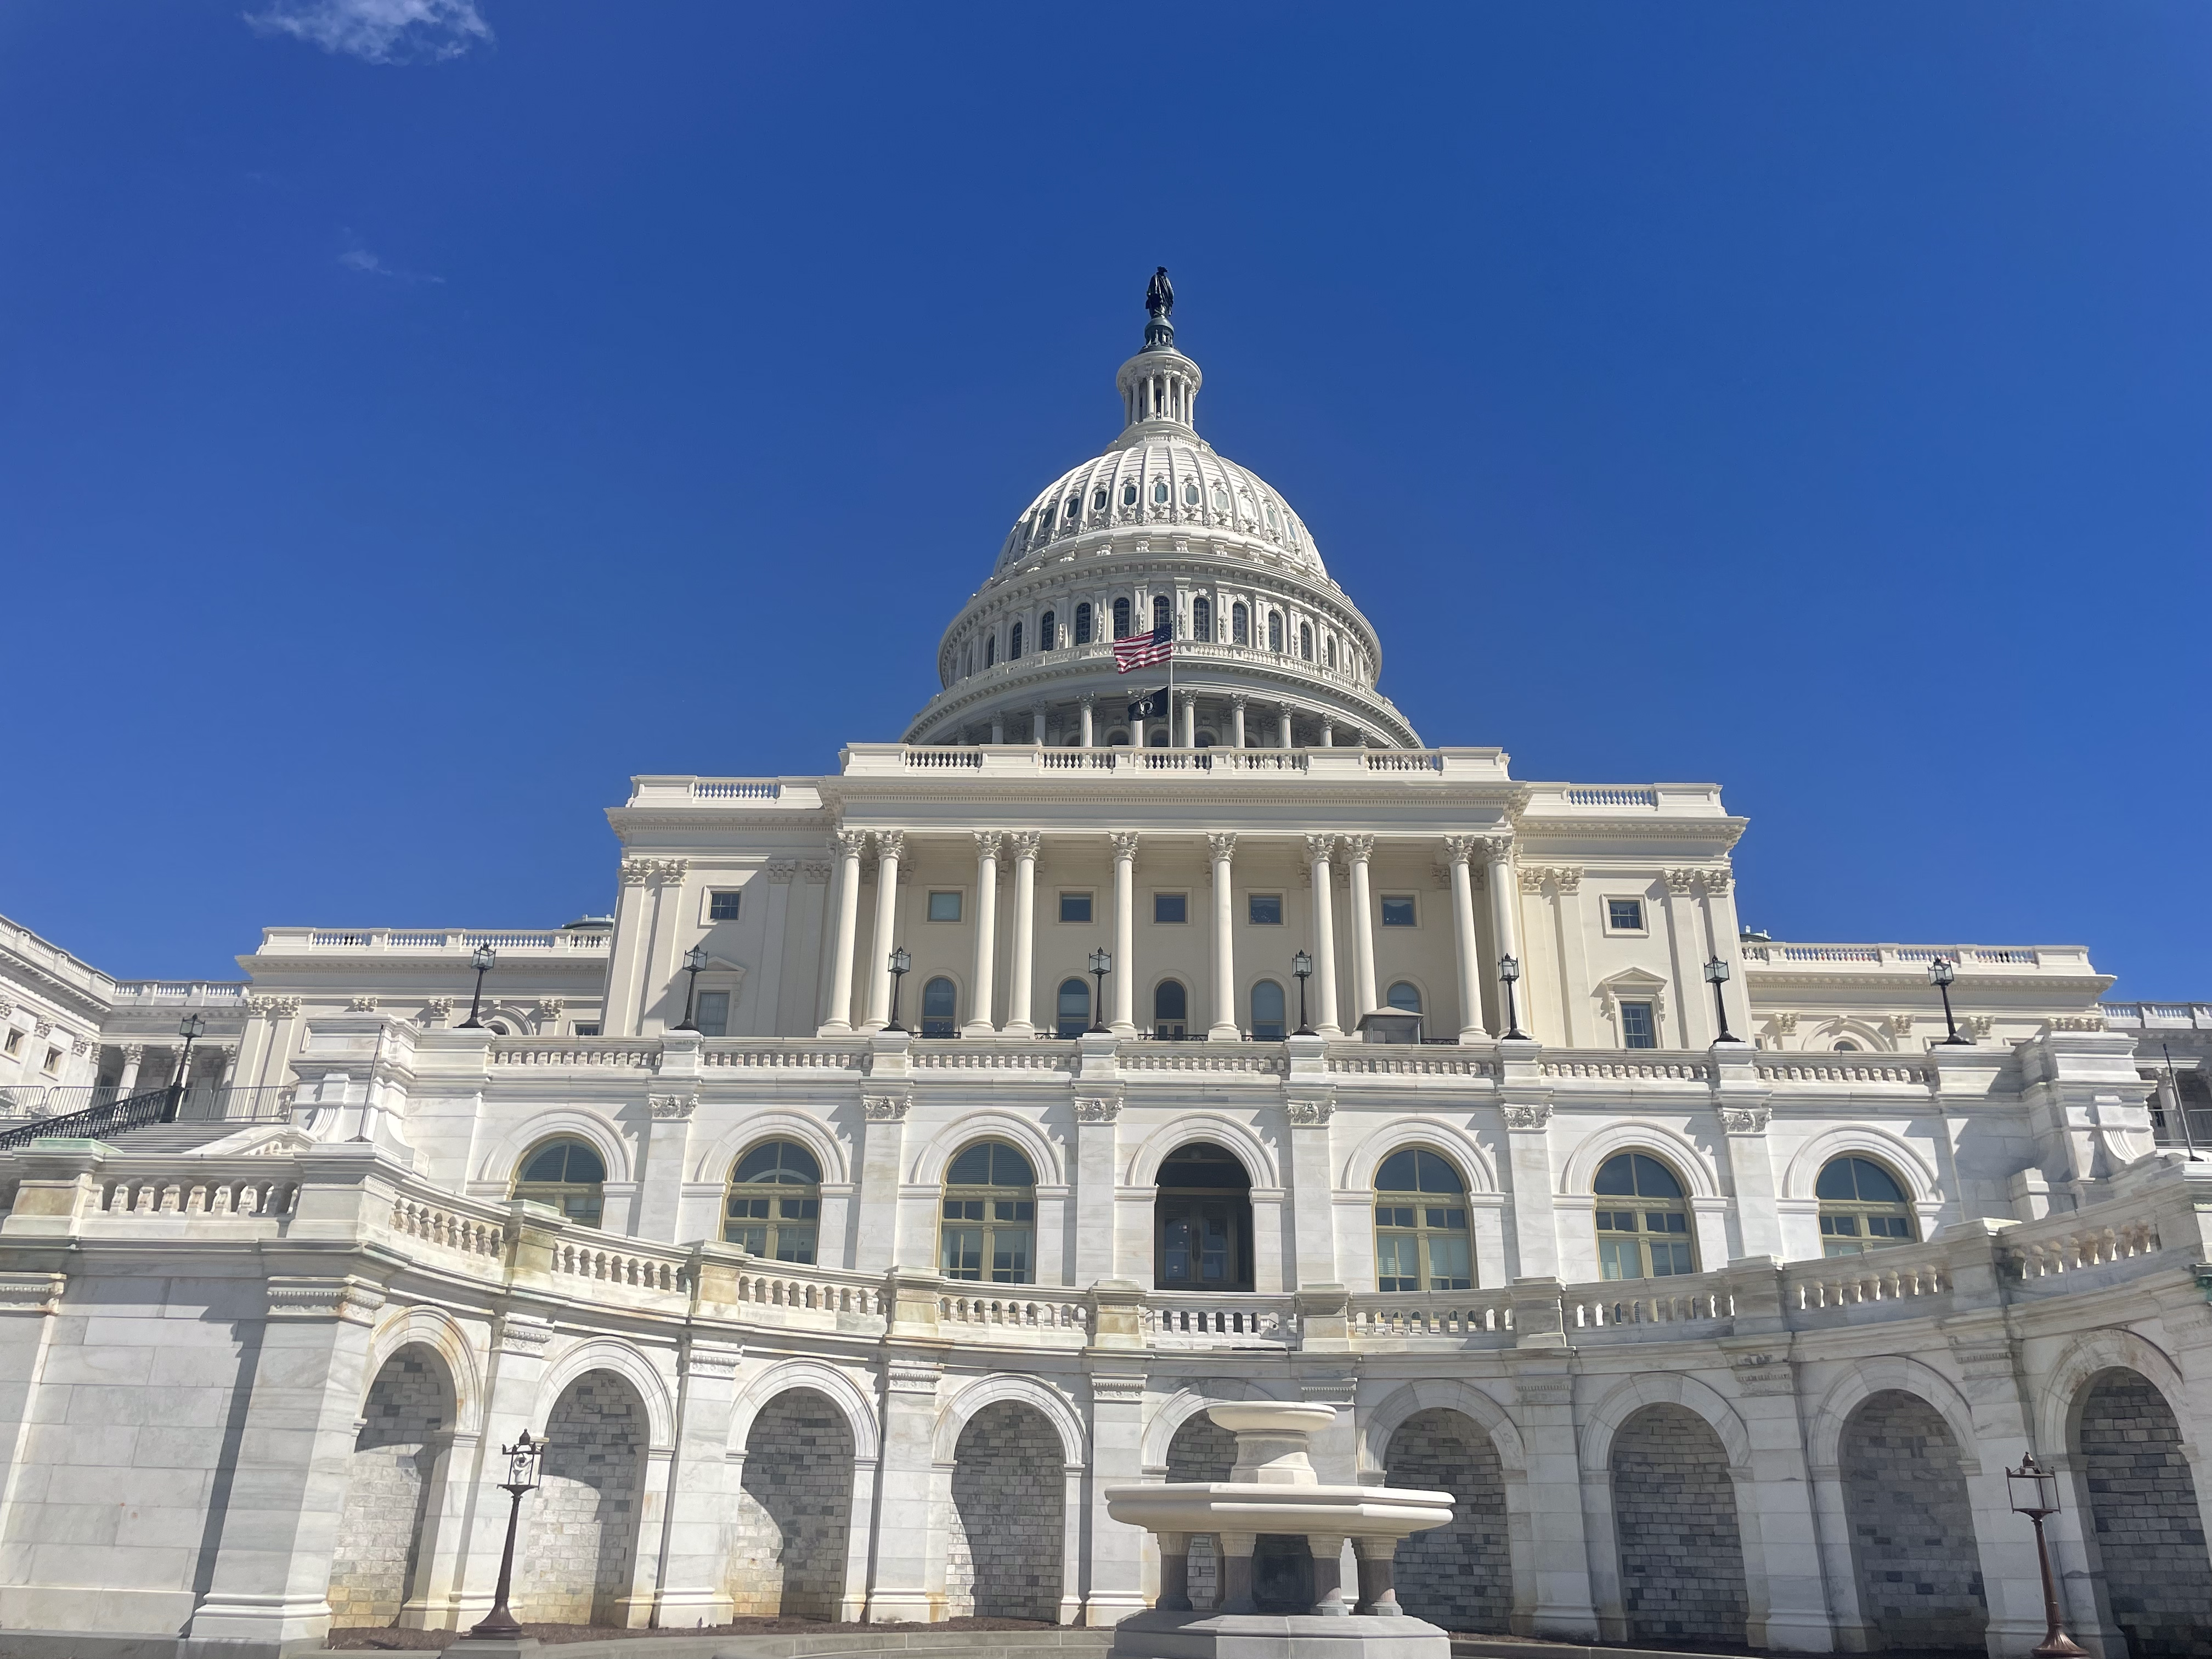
left=2006, top=1452, right=2087, bottom=1658
left=1929, top=957, right=1972, bottom=1045
left=166, top=1012, right=206, bottom=1123
left=1088, top=947, right=1112, bottom=1034
left=467, top=1430, right=549, bottom=1640
left=673, top=945, right=709, bottom=1032
left=1498, top=955, right=1528, bottom=1041
left=458, top=944, right=497, bottom=1030
left=884, top=947, right=912, bottom=1032
left=1703, top=956, right=1740, bottom=1043
left=1292, top=950, right=1316, bottom=1036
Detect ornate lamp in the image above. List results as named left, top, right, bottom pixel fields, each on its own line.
left=2006, top=1452, right=2086, bottom=1657
left=1088, top=947, right=1112, bottom=1034
left=1497, top=955, right=1528, bottom=1041
left=884, top=947, right=913, bottom=1032
left=1291, top=950, right=1316, bottom=1036
left=1703, top=956, right=1740, bottom=1043
left=467, top=1430, right=549, bottom=1639
left=673, top=944, right=710, bottom=1032
left=1929, top=957, right=1972, bottom=1045
left=458, top=945, right=498, bottom=1030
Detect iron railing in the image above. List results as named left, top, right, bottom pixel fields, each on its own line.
left=0, top=1084, right=296, bottom=1152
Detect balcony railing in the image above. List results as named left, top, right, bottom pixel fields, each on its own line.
left=1741, top=941, right=2094, bottom=974
left=2105, top=1002, right=2212, bottom=1029
left=259, top=928, right=612, bottom=955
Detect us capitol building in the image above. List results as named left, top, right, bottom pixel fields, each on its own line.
left=3, top=278, right=2209, bottom=1659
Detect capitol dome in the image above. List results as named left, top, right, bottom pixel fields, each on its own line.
left=905, top=275, right=1421, bottom=751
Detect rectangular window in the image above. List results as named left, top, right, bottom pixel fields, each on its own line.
left=2, top=1029, right=19, bottom=1055
left=708, top=890, right=742, bottom=922
left=1248, top=894, right=1283, bottom=926
left=1380, top=896, right=1417, bottom=927
left=1154, top=892, right=1187, bottom=924
left=572, top=1022, right=602, bottom=1037
left=928, top=890, right=963, bottom=922
left=1605, top=897, right=1645, bottom=932
left=1424, top=1234, right=1474, bottom=1290
left=1375, top=1234, right=1421, bottom=1293
left=940, top=1227, right=983, bottom=1279
left=1620, top=1001, right=1656, bottom=1048
left=1059, top=891, right=1093, bottom=924
left=694, top=990, right=730, bottom=1037
left=43, top=1047, right=62, bottom=1075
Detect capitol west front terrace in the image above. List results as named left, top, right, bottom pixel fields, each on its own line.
left=2, top=288, right=2209, bottom=1659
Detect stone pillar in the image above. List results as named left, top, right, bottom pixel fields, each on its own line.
left=1277, top=706, right=1294, bottom=748
left=1208, top=833, right=1239, bottom=1040
left=115, top=1043, right=143, bottom=1097
left=819, top=830, right=867, bottom=1035
left=1484, top=835, right=1521, bottom=1005
left=1717, top=1079, right=1782, bottom=1260
left=1080, top=697, right=1096, bottom=748
left=1177, top=691, right=1196, bottom=748
left=863, top=1346, right=941, bottom=1622
left=964, top=833, right=1001, bottom=1035
left=1110, top=832, right=1138, bottom=1036
left=989, top=714, right=1005, bottom=744
left=634, top=1091, right=696, bottom=1243
left=1031, top=704, right=1047, bottom=744
left=1353, top=1536, right=1401, bottom=1614
left=1217, top=1531, right=1258, bottom=1615
left=1229, top=694, right=1248, bottom=749
left=1502, top=1104, right=1559, bottom=1279
left=862, top=830, right=905, bottom=1031
left=1304, top=836, right=1342, bottom=1037
left=1307, top=1531, right=1350, bottom=1613
left=1443, top=836, right=1488, bottom=1041
left=655, top=1340, right=743, bottom=1626
left=1343, top=834, right=1376, bottom=1022
left=1005, top=831, right=1041, bottom=1036
left=1507, top=1356, right=1601, bottom=1640
left=1156, top=1533, right=1191, bottom=1610
left=853, top=1096, right=907, bottom=1273
left=1084, top=1363, right=1149, bottom=1626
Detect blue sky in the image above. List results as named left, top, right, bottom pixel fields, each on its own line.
left=2, top=2, right=2205, bottom=996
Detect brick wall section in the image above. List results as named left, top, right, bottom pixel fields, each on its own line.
left=1840, top=1390, right=1987, bottom=1650
left=329, top=1348, right=448, bottom=1628
left=729, top=1389, right=854, bottom=1619
left=2078, top=1370, right=2212, bottom=1659
left=1386, top=1407, right=1512, bottom=1632
left=946, top=1402, right=1063, bottom=1621
left=521, top=1372, right=645, bottom=1625
left=1609, top=1403, right=1747, bottom=1644
left=1167, top=1416, right=1237, bottom=1609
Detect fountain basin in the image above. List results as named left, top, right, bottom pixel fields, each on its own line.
left=1104, top=1482, right=1452, bottom=1541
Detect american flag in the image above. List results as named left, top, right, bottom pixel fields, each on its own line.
left=1114, top=623, right=1174, bottom=673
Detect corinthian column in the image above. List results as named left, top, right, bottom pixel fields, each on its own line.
left=1230, top=694, right=1248, bottom=749
left=1305, top=834, right=1341, bottom=1036
left=862, top=830, right=905, bottom=1031
left=1443, top=836, right=1488, bottom=1042
left=1208, top=833, right=1239, bottom=1040
left=965, top=832, right=1001, bottom=1035
left=1004, top=831, right=1041, bottom=1035
left=1110, top=831, right=1138, bottom=1035
left=1344, top=834, right=1377, bottom=1021
left=819, top=830, right=867, bottom=1035
left=1483, top=834, right=1521, bottom=1008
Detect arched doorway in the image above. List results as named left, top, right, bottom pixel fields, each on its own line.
left=328, top=1346, right=452, bottom=1628
left=947, top=1401, right=1063, bottom=1619
left=730, top=1389, right=855, bottom=1618
left=1154, top=1142, right=1253, bottom=1293
left=1166, top=1413, right=1237, bottom=1608
left=521, top=1371, right=647, bottom=1624
left=1386, top=1408, right=1510, bottom=1631
left=1610, top=1403, right=1746, bottom=1644
left=1838, top=1391, right=1985, bottom=1650
left=2075, top=1367, right=2212, bottom=1656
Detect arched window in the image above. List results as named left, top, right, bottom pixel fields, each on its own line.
left=1594, top=1153, right=1694, bottom=1279
left=1816, top=1157, right=1915, bottom=1255
left=1299, top=622, right=1314, bottom=661
left=1325, top=636, right=1336, bottom=669
left=1192, top=596, right=1212, bottom=641
left=1267, top=612, right=1284, bottom=652
left=1009, top=622, right=1023, bottom=660
left=1152, top=595, right=1171, bottom=633
left=1074, top=602, right=1093, bottom=645
left=985, top=635, right=996, bottom=668
left=1232, top=603, right=1250, bottom=646
left=1039, top=610, right=1056, bottom=651
left=1833, top=1040, right=1859, bottom=1052
left=941, top=1141, right=1035, bottom=1284
left=513, top=1138, right=606, bottom=1228
left=1156, top=1142, right=1252, bottom=1292
left=1374, top=1148, right=1471, bottom=1291
left=1154, top=979, right=1188, bottom=1039
left=1113, top=597, right=1131, bottom=640
left=921, top=976, right=958, bottom=1039
left=1056, top=977, right=1093, bottom=1039
left=725, top=1139, right=821, bottom=1261
left=1251, top=979, right=1286, bottom=1040
left=1386, top=981, right=1422, bottom=1013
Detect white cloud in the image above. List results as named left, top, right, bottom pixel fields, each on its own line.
left=338, top=239, right=444, bottom=284
left=246, top=0, right=492, bottom=65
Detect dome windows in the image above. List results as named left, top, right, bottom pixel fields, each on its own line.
left=1152, top=595, right=1170, bottom=633
left=1267, top=611, right=1284, bottom=653
left=1182, top=480, right=1201, bottom=507
left=1091, top=488, right=1108, bottom=512
left=1112, top=597, right=1131, bottom=640
left=1152, top=479, right=1170, bottom=506
left=1264, top=501, right=1279, bottom=533
left=1074, top=603, right=1093, bottom=645
left=1232, top=603, right=1250, bottom=645
left=985, top=635, right=996, bottom=668
left=1122, top=481, right=1138, bottom=507
left=1040, top=610, right=1056, bottom=651
left=1300, top=623, right=1314, bottom=661
left=1009, top=622, right=1024, bottom=660
left=1211, top=486, right=1229, bottom=514
left=1192, top=596, right=1212, bottom=642
left=1063, top=496, right=1080, bottom=523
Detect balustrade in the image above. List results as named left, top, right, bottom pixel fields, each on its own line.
left=1347, top=1290, right=1514, bottom=1340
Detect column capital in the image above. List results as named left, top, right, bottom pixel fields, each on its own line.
left=1229, top=692, right=1249, bottom=710
left=1207, top=832, right=1238, bottom=862
left=1441, top=834, right=1480, bottom=866
left=121, top=1042, right=145, bottom=1062
left=1304, top=833, right=1338, bottom=864
left=973, top=831, right=1003, bottom=861
left=1007, top=829, right=1042, bottom=859
left=1482, top=833, right=1515, bottom=864
left=832, top=828, right=869, bottom=859
left=1109, top=831, right=1141, bottom=862
left=1341, top=833, right=1374, bottom=861
left=874, top=830, right=907, bottom=861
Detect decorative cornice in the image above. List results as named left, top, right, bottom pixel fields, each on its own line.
left=266, top=1276, right=385, bottom=1325
left=682, top=1341, right=744, bottom=1380
left=496, top=1313, right=556, bottom=1357
left=0, top=1273, right=66, bottom=1316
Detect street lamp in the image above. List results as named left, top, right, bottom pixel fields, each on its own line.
left=884, top=947, right=912, bottom=1032
left=1291, top=950, right=1316, bottom=1036
left=167, top=1012, right=206, bottom=1122
left=2006, top=1452, right=2087, bottom=1658
left=1928, top=957, right=1972, bottom=1046
left=673, top=945, right=710, bottom=1032
left=1703, top=957, right=1740, bottom=1043
left=458, top=945, right=497, bottom=1030
left=1088, top=947, right=1113, bottom=1034
left=1497, top=955, right=1528, bottom=1041
left=467, top=1430, right=549, bottom=1640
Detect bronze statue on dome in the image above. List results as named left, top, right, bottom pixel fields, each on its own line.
left=1146, top=266, right=1174, bottom=319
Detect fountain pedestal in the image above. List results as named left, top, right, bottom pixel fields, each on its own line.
left=1105, top=1403, right=1453, bottom=1659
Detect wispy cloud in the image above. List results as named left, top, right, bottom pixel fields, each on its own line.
left=246, top=0, right=492, bottom=65
left=338, top=238, right=444, bottom=284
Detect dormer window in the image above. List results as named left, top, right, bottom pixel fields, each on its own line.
left=1211, top=486, right=1229, bottom=513
left=1182, top=481, right=1201, bottom=507
left=1063, top=496, right=1079, bottom=522
left=1092, top=488, right=1108, bottom=511
left=1123, top=482, right=1138, bottom=506
left=1152, top=479, right=1170, bottom=505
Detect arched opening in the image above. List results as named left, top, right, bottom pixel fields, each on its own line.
left=1373, top=1148, right=1472, bottom=1290
left=1386, top=981, right=1423, bottom=1013
left=1817, top=1156, right=1916, bottom=1256
left=329, top=1346, right=451, bottom=1628
left=1250, top=979, right=1286, bottom=1040
left=1154, top=979, right=1188, bottom=1039
left=1074, top=602, right=1093, bottom=645
left=2075, top=1368, right=2212, bottom=1655
left=1167, top=1414, right=1237, bottom=1607
left=1839, top=1391, right=1986, bottom=1651
left=521, top=1371, right=646, bottom=1624
left=1147, top=725, right=1170, bottom=747
left=1232, top=602, right=1250, bottom=645
left=1154, top=1142, right=1253, bottom=1293
left=1594, top=1152, right=1695, bottom=1278
left=1267, top=611, right=1284, bottom=652
left=1611, top=1403, right=1746, bottom=1643
left=948, top=1402, right=1063, bottom=1619
left=1152, top=595, right=1171, bottom=633
left=985, top=634, right=996, bottom=668
left=920, top=975, right=958, bottom=1039
left=941, top=1141, right=1035, bottom=1284
left=1039, top=610, right=1056, bottom=651
left=1386, top=1408, right=1510, bottom=1632
left=1056, top=977, right=1092, bottom=1039
left=1113, top=597, right=1131, bottom=640
left=1192, top=596, right=1212, bottom=641
left=1299, top=622, right=1314, bottom=660
left=730, top=1389, right=855, bottom=1619
left=725, top=1139, right=821, bottom=1261
left=513, top=1137, right=606, bottom=1228
left=1107, top=727, right=1131, bottom=746
left=1834, top=1040, right=1860, bottom=1052
left=1009, top=622, right=1023, bottom=659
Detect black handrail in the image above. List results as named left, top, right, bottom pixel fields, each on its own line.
left=0, top=1085, right=179, bottom=1152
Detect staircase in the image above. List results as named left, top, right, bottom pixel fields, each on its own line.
left=100, top=1120, right=268, bottom=1153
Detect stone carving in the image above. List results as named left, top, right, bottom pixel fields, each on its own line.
left=1109, top=831, right=1141, bottom=862
left=974, top=831, right=1003, bottom=861
left=620, top=858, right=654, bottom=885
left=1772, top=1012, right=1799, bottom=1036
left=1502, top=1104, right=1553, bottom=1131
left=1700, top=867, right=1735, bottom=896
left=1729, top=1348, right=1794, bottom=1396
left=535, top=998, right=565, bottom=1022
left=1719, top=1105, right=1771, bottom=1134
left=832, top=829, right=870, bottom=860
left=1440, top=834, right=1479, bottom=867
left=1481, top=834, right=1514, bottom=864
left=32, top=1020, right=50, bottom=1039
left=767, top=860, right=799, bottom=883
left=650, top=1094, right=698, bottom=1121
left=424, top=997, right=454, bottom=1025
left=496, top=1313, right=556, bottom=1357
left=266, top=1276, right=385, bottom=1325
left=1340, top=833, right=1374, bottom=862
left=1551, top=866, right=1582, bottom=893
left=1304, top=833, right=1338, bottom=864
left=121, top=1042, right=144, bottom=1062
left=622, top=856, right=689, bottom=884
left=1286, top=1099, right=1334, bottom=1126
left=800, top=860, right=833, bottom=882
left=1665, top=868, right=1698, bottom=895
left=885, top=1358, right=941, bottom=1397
left=1091, top=1372, right=1149, bottom=1404
left=70, top=1036, right=88, bottom=1057
left=1007, top=830, right=1042, bottom=859
left=347, top=996, right=379, bottom=1013
left=873, top=830, right=906, bottom=861
left=1074, top=1097, right=1121, bottom=1124
left=1519, top=867, right=1549, bottom=893
left=863, top=1094, right=910, bottom=1122
left=682, top=1341, right=743, bottom=1380
left=0, top=1273, right=67, bottom=1315
left=1206, top=832, right=1238, bottom=863
left=1887, top=1013, right=1917, bottom=1037
left=2049, top=1015, right=2104, bottom=1032
left=251, top=996, right=302, bottom=1019
left=1966, top=1015, right=1995, bottom=1039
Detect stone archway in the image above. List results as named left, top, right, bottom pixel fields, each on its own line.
left=729, top=1389, right=855, bottom=1618
left=328, top=1346, right=451, bottom=1628
left=2076, top=1368, right=2212, bottom=1658
left=1166, top=1412, right=1237, bottom=1608
left=521, top=1370, right=647, bottom=1625
left=1385, top=1407, right=1511, bottom=1633
left=1609, top=1403, right=1747, bottom=1644
left=1839, top=1390, right=1986, bottom=1651
left=948, top=1401, right=1063, bottom=1620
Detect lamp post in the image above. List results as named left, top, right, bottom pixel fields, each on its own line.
left=1497, top=955, right=1528, bottom=1041
left=458, top=945, right=497, bottom=1030
left=166, top=1012, right=206, bottom=1122
left=467, top=1430, right=549, bottom=1640
left=1088, top=947, right=1112, bottom=1035
left=2006, top=1452, right=2087, bottom=1658
left=1929, top=957, right=1972, bottom=1045
left=884, top=947, right=912, bottom=1033
left=673, top=945, right=710, bottom=1032
left=1291, top=950, right=1316, bottom=1036
left=1703, top=956, right=1740, bottom=1043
